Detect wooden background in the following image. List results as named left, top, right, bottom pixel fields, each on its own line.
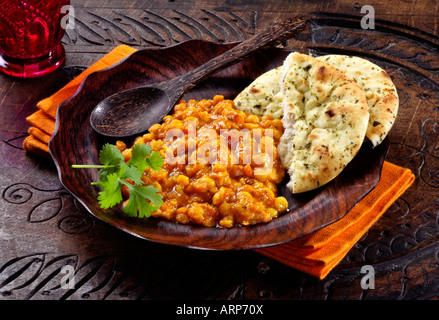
left=1, top=0, right=439, bottom=300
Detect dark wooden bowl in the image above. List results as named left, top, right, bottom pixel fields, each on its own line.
left=49, top=40, right=388, bottom=250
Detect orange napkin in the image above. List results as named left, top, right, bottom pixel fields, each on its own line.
left=23, top=45, right=137, bottom=157
left=255, top=161, right=414, bottom=279
left=23, top=45, right=415, bottom=279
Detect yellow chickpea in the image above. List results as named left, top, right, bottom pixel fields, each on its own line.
left=115, top=140, right=126, bottom=152
left=188, top=205, right=204, bottom=222
left=245, top=114, right=260, bottom=124
left=122, top=148, right=132, bottom=161
left=142, top=133, right=153, bottom=142
left=267, top=208, right=278, bottom=218
left=152, top=181, right=162, bottom=192
left=275, top=197, right=288, bottom=212
left=219, top=219, right=233, bottom=228
left=148, top=123, right=161, bottom=133
left=162, top=115, right=173, bottom=123
left=176, top=175, right=190, bottom=186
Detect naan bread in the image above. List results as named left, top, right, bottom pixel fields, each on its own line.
left=234, top=54, right=398, bottom=148
left=316, top=54, right=399, bottom=147
left=234, top=67, right=284, bottom=119
left=278, top=52, right=370, bottom=193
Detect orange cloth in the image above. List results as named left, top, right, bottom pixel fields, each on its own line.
left=23, top=45, right=415, bottom=279
left=23, top=45, right=137, bottom=157
left=255, top=161, right=414, bottom=279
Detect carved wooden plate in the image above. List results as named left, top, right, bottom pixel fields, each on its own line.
left=49, top=40, right=388, bottom=250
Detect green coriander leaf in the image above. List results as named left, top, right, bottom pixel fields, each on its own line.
left=123, top=185, right=163, bottom=218
left=97, top=162, right=142, bottom=210
left=97, top=172, right=123, bottom=209
left=98, top=144, right=124, bottom=182
left=146, top=150, right=164, bottom=171
left=98, top=167, right=117, bottom=183
left=99, top=143, right=124, bottom=166
left=118, top=162, right=143, bottom=185
left=73, top=142, right=165, bottom=219
left=127, top=143, right=152, bottom=173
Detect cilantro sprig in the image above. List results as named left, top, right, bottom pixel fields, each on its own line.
left=72, top=143, right=164, bottom=218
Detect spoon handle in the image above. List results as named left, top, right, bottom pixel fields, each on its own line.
left=158, top=16, right=306, bottom=97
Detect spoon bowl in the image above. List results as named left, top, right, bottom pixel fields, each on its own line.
left=90, top=17, right=306, bottom=138
left=90, top=86, right=170, bottom=138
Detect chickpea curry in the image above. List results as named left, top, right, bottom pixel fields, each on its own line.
left=116, top=95, right=288, bottom=228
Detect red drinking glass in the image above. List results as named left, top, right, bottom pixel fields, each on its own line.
left=0, top=0, right=70, bottom=78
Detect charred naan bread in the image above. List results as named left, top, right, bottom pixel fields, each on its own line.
left=316, top=54, right=398, bottom=147
left=234, top=67, right=284, bottom=119
left=278, top=52, right=370, bottom=193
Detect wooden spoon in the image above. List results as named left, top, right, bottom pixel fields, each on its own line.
left=90, top=17, right=306, bottom=138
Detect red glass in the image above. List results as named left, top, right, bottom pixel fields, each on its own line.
left=0, top=0, right=70, bottom=78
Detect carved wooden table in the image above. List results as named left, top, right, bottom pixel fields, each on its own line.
left=1, top=0, right=439, bottom=301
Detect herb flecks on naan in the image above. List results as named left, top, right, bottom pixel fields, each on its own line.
left=316, top=54, right=398, bottom=147
left=234, top=67, right=284, bottom=119
left=278, top=52, right=370, bottom=193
